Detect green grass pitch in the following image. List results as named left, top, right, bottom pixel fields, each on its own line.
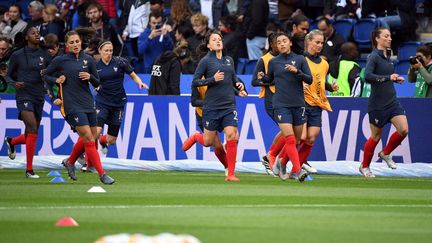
left=1, top=170, right=431, bottom=243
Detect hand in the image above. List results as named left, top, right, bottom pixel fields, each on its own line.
left=150, top=28, right=162, bottom=39
left=139, top=82, right=149, bottom=90
left=285, top=64, right=298, bottom=74
left=15, top=82, right=24, bottom=89
left=396, top=76, right=405, bottom=84
left=236, top=82, right=245, bottom=91
left=214, top=70, right=224, bottom=82
left=122, top=34, right=128, bottom=41
left=53, top=99, right=62, bottom=106
left=236, top=15, right=244, bottom=23
left=56, top=75, right=66, bottom=84
left=332, top=82, right=339, bottom=91
left=239, top=90, right=248, bottom=97
left=412, top=59, right=423, bottom=70
left=79, top=72, right=91, bottom=80
left=3, top=12, right=10, bottom=22
left=257, top=71, right=264, bottom=80
left=390, top=73, right=399, bottom=81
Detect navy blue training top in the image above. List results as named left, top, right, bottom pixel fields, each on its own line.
left=266, top=52, right=312, bottom=108
left=96, top=56, right=133, bottom=107
left=6, top=47, right=51, bottom=102
left=43, top=51, right=100, bottom=115
left=364, top=49, right=398, bottom=111
left=192, top=51, right=238, bottom=111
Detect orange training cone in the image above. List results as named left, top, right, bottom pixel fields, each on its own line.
left=55, top=217, right=79, bottom=227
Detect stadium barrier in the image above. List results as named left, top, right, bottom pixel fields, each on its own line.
left=1, top=95, right=431, bottom=164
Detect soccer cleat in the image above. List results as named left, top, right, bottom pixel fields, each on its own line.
left=225, top=175, right=240, bottom=182
left=5, top=137, right=16, bottom=160
left=80, top=164, right=97, bottom=173
left=267, top=152, right=276, bottom=168
left=378, top=151, right=397, bottom=169
left=288, top=172, right=298, bottom=180
left=298, top=169, right=309, bottom=182
left=99, top=141, right=108, bottom=154
left=261, top=156, right=276, bottom=176
left=76, top=154, right=86, bottom=166
left=182, top=131, right=200, bottom=151
left=359, top=165, right=375, bottom=178
left=278, top=160, right=288, bottom=181
left=100, top=173, right=115, bottom=185
left=302, top=161, right=317, bottom=174
left=272, top=155, right=281, bottom=176
left=62, top=158, right=78, bottom=180
left=25, top=170, right=40, bottom=179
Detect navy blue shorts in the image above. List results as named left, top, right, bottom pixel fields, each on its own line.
left=196, top=112, right=204, bottom=132
left=202, top=108, right=238, bottom=132
left=369, top=102, right=406, bottom=128
left=96, top=102, right=124, bottom=126
left=305, top=104, right=323, bottom=127
left=264, top=100, right=278, bottom=125
left=66, top=112, right=97, bottom=128
left=17, top=99, right=44, bottom=122
left=273, top=106, right=306, bottom=126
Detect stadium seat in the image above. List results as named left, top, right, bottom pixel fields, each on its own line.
left=333, top=19, right=355, bottom=41
left=244, top=60, right=258, bottom=75
left=353, top=18, right=377, bottom=50
left=357, top=58, right=367, bottom=68
left=309, top=19, right=318, bottom=31
left=236, top=58, right=249, bottom=74
left=396, top=60, right=411, bottom=75
left=397, top=41, right=423, bottom=61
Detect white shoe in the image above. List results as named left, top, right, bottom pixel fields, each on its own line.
left=379, top=151, right=397, bottom=169
left=298, top=169, right=309, bottom=182
left=302, top=162, right=317, bottom=174
left=26, top=170, right=40, bottom=179
left=99, top=141, right=108, bottom=154
left=261, top=156, right=276, bottom=176
left=272, top=155, right=281, bottom=176
left=279, top=160, right=288, bottom=181
left=359, top=165, right=375, bottom=178
left=5, top=137, right=16, bottom=160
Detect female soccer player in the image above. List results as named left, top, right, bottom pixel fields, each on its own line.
left=297, top=30, right=338, bottom=175
left=360, top=27, right=408, bottom=177
left=190, top=30, right=246, bottom=182
left=260, top=33, right=312, bottom=182
left=4, top=27, right=51, bottom=178
left=43, top=30, right=115, bottom=184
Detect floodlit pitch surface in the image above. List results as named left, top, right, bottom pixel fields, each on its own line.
left=1, top=170, right=431, bottom=243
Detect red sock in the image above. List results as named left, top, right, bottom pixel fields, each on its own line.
left=362, top=138, right=379, bottom=168
left=383, top=132, right=406, bottom=155
left=194, top=133, right=204, bottom=146
left=25, top=133, right=38, bottom=171
left=68, top=137, right=85, bottom=164
left=269, top=136, right=286, bottom=158
left=11, top=134, right=26, bottom=145
left=298, top=142, right=313, bottom=165
left=283, top=135, right=300, bottom=174
left=225, top=140, right=237, bottom=176
left=84, top=141, right=105, bottom=176
left=278, top=145, right=290, bottom=165
left=214, top=147, right=228, bottom=168
left=99, top=134, right=107, bottom=145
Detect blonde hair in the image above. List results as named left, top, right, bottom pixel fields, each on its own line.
left=304, top=29, right=323, bottom=49
left=43, top=4, right=58, bottom=22
left=190, top=13, right=208, bottom=27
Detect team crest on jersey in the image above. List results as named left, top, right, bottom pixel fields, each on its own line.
left=74, top=117, right=79, bottom=123
left=96, top=109, right=100, bottom=114
left=278, top=114, right=282, bottom=120
left=291, top=60, right=296, bottom=66
left=205, top=121, right=209, bottom=127
left=226, top=58, right=231, bottom=66
left=24, top=102, right=28, bottom=108
left=375, top=118, right=379, bottom=124
left=83, top=59, right=88, bottom=65
left=113, top=66, right=118, bottom=72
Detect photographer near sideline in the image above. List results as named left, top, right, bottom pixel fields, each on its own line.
left=408, top=45, right=432, bottom=98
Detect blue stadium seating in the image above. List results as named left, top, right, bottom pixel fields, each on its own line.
left=236, top=58, right=249, bottom=75
left=396, top=60, right=411, bottom=75
left=333, top=19, right=355, bottom=41
left=244, top=60, right=258, bottom=75
left=397, top=41, right=423, bottom=61
left=357, top=58, right=367, bottom=68
left=353, top=18, right=377, bottom=50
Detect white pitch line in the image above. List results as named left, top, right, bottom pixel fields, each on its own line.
left=0, top=204, right=431, bottom=210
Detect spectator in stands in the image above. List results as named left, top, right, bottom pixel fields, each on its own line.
left=96, top=0, right=118, bottom=29
left=168, top=0, right=193, bottom=30
left=121, top=0, right=150, bottom=58
left=0, top=4, right=28, bottom=43
left=175, top=44, right=197, bottom=74
left=138, top=12, right=174, bottom=73
left=187, top=13, right=209, bottom=61
left=148, top=48, right=181, bottom=95
left=86, top=3, right=123, bottom=56
left=360, top=27, right=408, bottom=178
left=328, top=42, right=362, bottom=97
left=150, top=0, right=170, bottom=20
left=218, top=15, right=241, bottom=65
left=323, top=0, right=361, bottom=20
left=174, top=24, right=193, bottom=47
left=55, top=0, right=75, bottom=25
left=317, top=17, right=344, bottom=63
left=408, top=45, right=432, bottom=98
left=376, top=0, right=417, bottom=41
left=189, top=0, right=229, bottom=29
left=27, top=0, right=44, bottom=30
left=0, top=36, right=13, bottom=93
left=244, top=0, right=269, bottom=61
left=40, top=4, right=66, bottom=41
left=287, top=14, right=309, bottom=55
left=278, top=0, right=299, bottom=23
